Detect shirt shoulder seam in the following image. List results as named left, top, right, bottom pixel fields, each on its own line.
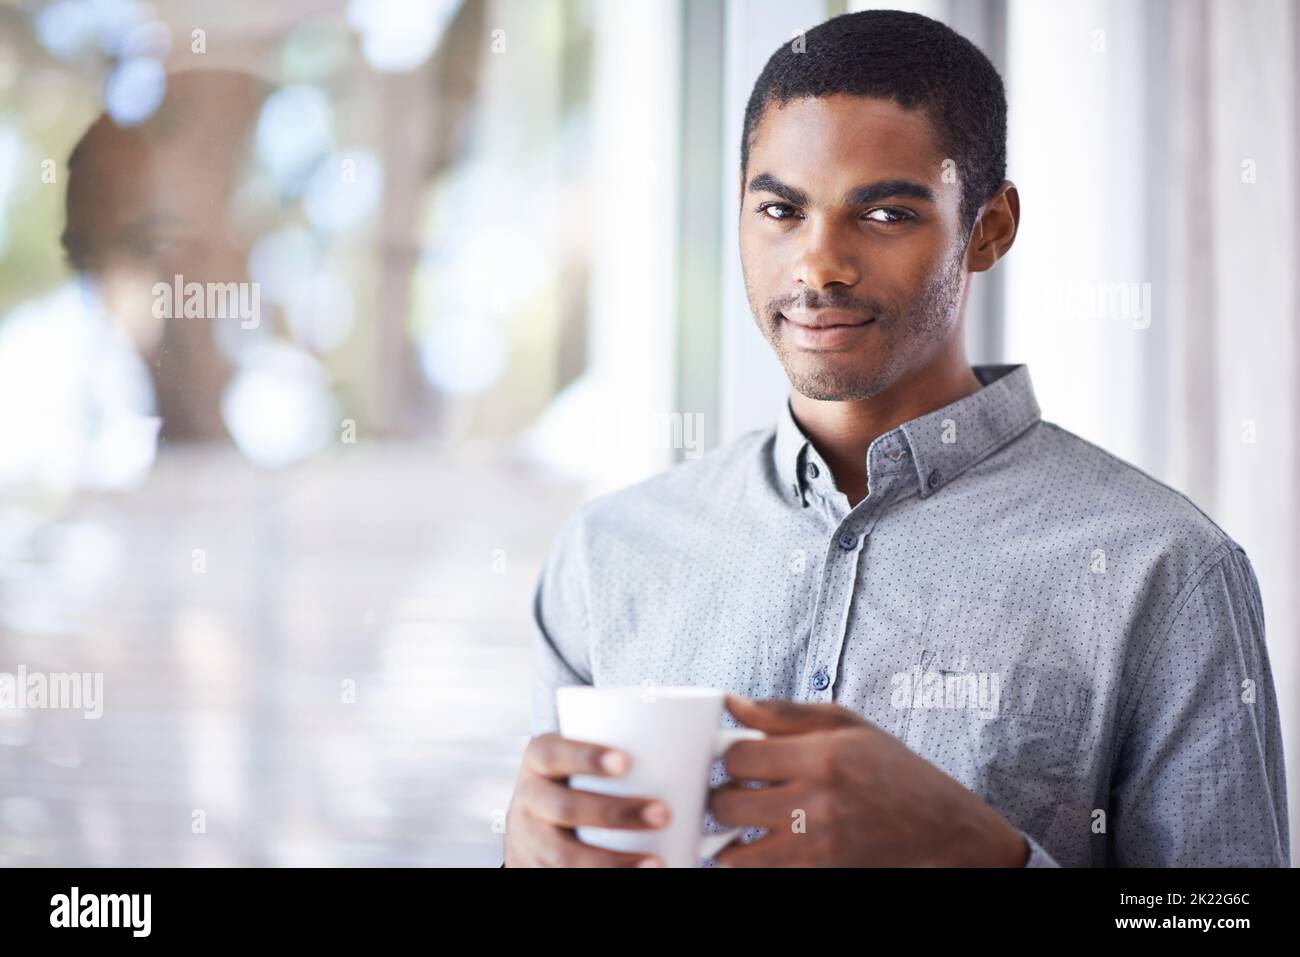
left=1111, top=540, right=1242, bottom=755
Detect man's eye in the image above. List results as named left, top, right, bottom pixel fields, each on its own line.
left=864, top=207, right=913, bottom=225
left=757, top=202, right=798, bottom=221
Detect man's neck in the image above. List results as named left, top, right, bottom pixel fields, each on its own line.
left=790, top=353, right=984, bottom=507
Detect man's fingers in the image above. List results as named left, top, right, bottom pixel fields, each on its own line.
left=534, top=823, right=664, bottom=868
left=719, top=734, right=834, bottom=781
left=709, top=781, right=808, bottom=829
left=525, top=777, right=672, bottom=831
left=712, top=830, right=799, bottom=868
left=524, top=732, right=630, bottom=780
left=725, top=693, right=867, bottom=734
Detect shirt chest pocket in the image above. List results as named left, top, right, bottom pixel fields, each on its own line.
left=897, top=644, right=1094, bottom=799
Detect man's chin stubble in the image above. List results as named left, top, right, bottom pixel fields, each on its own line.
left=778, top=351, right=894, bottom=402
left=762, top=316, right=898, bottom=401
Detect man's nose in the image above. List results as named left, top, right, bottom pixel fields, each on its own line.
left=792, top=218, right=862, bottom=290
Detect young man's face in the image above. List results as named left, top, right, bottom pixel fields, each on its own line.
left=739, top=93, right=972, bottom=402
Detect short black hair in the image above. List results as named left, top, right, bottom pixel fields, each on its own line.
left=741, top=9, right=1007, bottom=239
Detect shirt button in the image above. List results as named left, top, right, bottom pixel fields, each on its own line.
left=927, top=470, right=941, bottom=489
left=838, top=532, right=857, bottom=550
left=811, top=670, right=830, bottom=692
left=805, top=462, right=820, bottom=479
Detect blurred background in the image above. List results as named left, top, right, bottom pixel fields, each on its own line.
left=0, top=0, right=1295, bottom=866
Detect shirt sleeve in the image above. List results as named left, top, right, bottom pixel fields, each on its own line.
left=1109, top=545, right=1290, bottom=866
left=528, top=512, right=595, bottom=737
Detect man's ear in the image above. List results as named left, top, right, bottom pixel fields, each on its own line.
left=965, top=181, right=1019, bottom=273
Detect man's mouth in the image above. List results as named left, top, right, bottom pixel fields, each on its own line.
left=780, top=311, right=875, bottom=349
left=782, top=308, right=874, bottom=329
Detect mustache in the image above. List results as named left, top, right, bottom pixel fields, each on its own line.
left=772, top=290, right=885, bottom=319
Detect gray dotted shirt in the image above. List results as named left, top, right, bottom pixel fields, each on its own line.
left=529, top=363, right=1289, bottom=867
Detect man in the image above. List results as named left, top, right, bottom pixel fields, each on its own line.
left=504, top=10, right=1288, bottom=867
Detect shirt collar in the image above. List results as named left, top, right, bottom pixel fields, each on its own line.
left=773, top=364, right=1041, bottom=504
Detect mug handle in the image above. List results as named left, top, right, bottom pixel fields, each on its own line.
left=698, top=727, right=766, bottom=861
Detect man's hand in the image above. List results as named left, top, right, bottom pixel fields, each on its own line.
left=708, top=694, right=1030, bottom=867
left=503, top=732, right=671, bottom=867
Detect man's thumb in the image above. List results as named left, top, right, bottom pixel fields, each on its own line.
left=724, top=692, right=863, bottom=734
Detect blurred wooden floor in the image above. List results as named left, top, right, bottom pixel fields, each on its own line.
left=0, top=441, right=586, bottom=866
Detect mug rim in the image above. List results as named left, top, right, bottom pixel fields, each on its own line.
left=555, top=685, right=725, bottom=701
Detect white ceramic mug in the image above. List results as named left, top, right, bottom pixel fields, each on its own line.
left=555, top=685, right=765, bottom=867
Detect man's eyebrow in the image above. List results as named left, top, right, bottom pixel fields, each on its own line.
left=747, top=172, right=936, bottom=207
left=746, top=173, right=808, bottom=206
left=844, top=179, right=935, bottom=205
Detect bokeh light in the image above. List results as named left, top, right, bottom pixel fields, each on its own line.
left=220, top=340, right=338, bottom=469
left=255, top=84, right=335, bottom=196
left=346, top=0, right=460, bottom=72
left=103, top=56, right=166, bottom=126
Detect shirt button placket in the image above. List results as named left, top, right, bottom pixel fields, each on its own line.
left=805, top=524, right=866, bottom=701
